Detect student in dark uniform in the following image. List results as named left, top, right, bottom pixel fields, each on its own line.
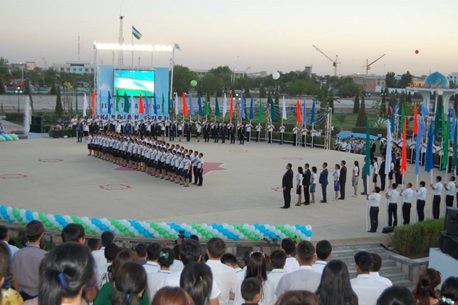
left=379, top=156, right=386, bottom=191
left=281, top=163, right=293, bottom=209
left=221, top=123, right=226, bottom=143
left=239, top=124, right=245, bottom=145
left=319, top=162, right=329, bottom=203
left=339, top=160, right=347, bottom=200
left=302, top=163, right=311, bottom=205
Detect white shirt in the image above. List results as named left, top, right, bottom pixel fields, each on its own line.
left=433, top=182, right=443, bottom=196
left=206, top=260, right=237, bottom=305
left=445, top=181, right=456, bottom=196
left=372, top=162, right=378, bottom=175
left=387, top=189, right=399, bottom=204
left=401, top=188, right=414, bottom=203
left=416, top=187, right=427, bottom=201
left=147, top=270, right=170, bottom=301
left=369, top=272, right=393, bottom=287
left=158, top=270, right=221, bottom=300
left=169, top=259, right=184, bottom=273
left=311, top=260, right=327, bottom=274
left=234, top=280, right=276, bottom=305
left=353, top=166, right=359, bottom=177
left=267, top=269, right=285, bottom=291
left=283, top=257, right=300, bottom=274
left=295, top=173, right=303, bottom=187
left=368, top=193, right=381, bottom=208
left=351, top=274, right=390, bottom=305
left=275, top=266, right=321, bottom=297
left=92, top=248, right=107, bottom=286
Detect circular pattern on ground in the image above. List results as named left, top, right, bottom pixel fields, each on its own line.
left=99, top=184, right=132, bottom=191
left=228, top=148, right=248, bottom=153
left=38, top=158, right=63, bottom=162
left=282, top=156, right=304, bottom=161
left=0, top=174, right=27, bottom=179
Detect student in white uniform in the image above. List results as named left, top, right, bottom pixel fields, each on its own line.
left=312, top=240, right=332, bottom=273
left=385, top=183, right=399, bottom=227
left=281, top=238, right=299, bottom=274
left=444, top=176, right=456, bottom=208
left=431, top=176, right=443, bottom=219
left=369, top=253, right=393, bottom=287
left=416, top=181, right=427, bottom=222
left=147, top=247, right=174, bottom=301
left=267, top=250, right=286, bottom=291
left=401, top=182, right=414, bottom=225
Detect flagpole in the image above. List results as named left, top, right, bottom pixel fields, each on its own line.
left=131, top=34, right=134, bottom=69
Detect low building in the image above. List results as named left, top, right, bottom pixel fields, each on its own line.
left=52, top=62, right=95, bottom=74
left=351, top=74, right=386, bottom=93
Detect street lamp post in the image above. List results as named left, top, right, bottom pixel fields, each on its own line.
left=15, top=87, right=22, bottom=113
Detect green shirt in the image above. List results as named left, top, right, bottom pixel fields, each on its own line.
left=93, top=281, right=149, bottom=305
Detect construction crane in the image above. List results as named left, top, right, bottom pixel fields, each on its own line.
left=118, top=15, right=124, bottom=66
left=312, top=45, right=339, bottom=76
left=364, top=54, right=386, bottom=75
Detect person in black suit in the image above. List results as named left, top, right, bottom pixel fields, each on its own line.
left=339, top=160, right=347, bottom=200
left=281, top=163, right=294, bottom=209
left=319, top=162, right=329, bottom=203
left=379, top=155, right=386, bottom=191
left=302, top=163, right=311, bottom=205
left=370, top=139, right=376, bottom=161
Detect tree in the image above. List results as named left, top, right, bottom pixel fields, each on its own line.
left=55, top=85, right=63, bottom=117
left=356, top=93, right=367, bottom=127
left=353, top=92, right=360, bottom=114
left=0, top=80, right=5, bottom=94
left=199, top=74, right=224, bottom=96
left=385, top=72, right=397, bottom=88
left=172, top=65, right=198, bottom=94
left=0, top=57, right=10, bottom=85
left=208, top=66, right=232, bottom=88
left=398, top=71, right=413, bottom=88
left=337, top=77, right=359, bottom=97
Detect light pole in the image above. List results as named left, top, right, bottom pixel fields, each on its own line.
left=15, top=87, right=22, bottom=113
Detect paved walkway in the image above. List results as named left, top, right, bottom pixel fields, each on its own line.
left=0, top=136, right=444, bottom=243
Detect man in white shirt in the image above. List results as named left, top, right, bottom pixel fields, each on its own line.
left=416, top=181, right=427, bottom=222
left=281, top=238, right=299, bottom=273
left=351, top=251, right=390, bottom=305
left=268, top=250, right=286, bottom=291
left=367, top=187, right=382, bottom=232
left=431, top=176, right=443, bottom=219
left=312, top=240, right=332, bottom=273
left=401, top=183, right=414, bottom=225
left=385, top=183, right=399, bottom=227
left=369, top=253, right=393, bottom=287
left=444, top=176, right=456, bottom=208
left=275, top=240, right=321, bottom=296
left=91, top=231, right=114, bottom=286
left=206, top=238, right=237, bottom=305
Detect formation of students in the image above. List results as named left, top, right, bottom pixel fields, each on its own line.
left=87, top=132, right=205, bottom=187
left=2, top=222, right=457, bottom=305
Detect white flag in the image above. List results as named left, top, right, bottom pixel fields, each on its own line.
left=82, top=93, right=88, bottom=117
left=223, top=93, right=228, bottom=118
left=282, top=96, right=287, bottom=120
left=174, top=92, right=179, bottom=116
left=385, top=123, right=392, bottom=174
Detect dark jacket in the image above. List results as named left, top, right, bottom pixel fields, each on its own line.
left=319, top=168, right=328, bottom=185
left=282, top=169, right=293, bottom=189
left=340, top=166, right=347, bottom=183
left=303, top=169, right=311, bottom=186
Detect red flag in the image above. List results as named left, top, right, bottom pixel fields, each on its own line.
left=91, top=89, right=96, bottom=115
left=389, top=105, right=392, bottom=117
left=401, top=117, right=408, bottom=175
left=183, top=93, right=188, bottom=117
left=413, top=104, right=418, bottom=135
left=139, top=93, right=145, bottom=114
left=296, top=97, right=302, bottom=123
left=229, top=94, right=233, bottom=119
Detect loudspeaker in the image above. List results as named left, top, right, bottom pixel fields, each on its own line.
left=440, top=231, right=458, bottom=260
left=382, top=226, right=394, bottom=234
left=30, top=116, right=43, bottom=133
left=445, top=207, right=458, bottom=237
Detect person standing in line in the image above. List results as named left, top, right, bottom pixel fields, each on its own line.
left=361, top=160, right=368, bottom=195
left=431, top=176, right=443, bottom=219
left=352, top=161, right=359, bottom=197
left=245, top=122, right=252, bottom=142
left=386, top=183, right=399, bottom=227
left=197, top=153, right=204, bottom=187
left=367, top=186, right=381, bottom=232
left=301, top=127, right=307, bottom=147
left=302, top=164, right=311, bottom=205
left=372, top=157, right=378, bottom=188
left=281, top=163, right=294, bottom=209
left=292, top=125, right=299, bottom=146
left=339, top=160, right=347, bottom=200
left=333, top=164, right=341, bottom=201
left=379, top=156, right=387, bottom=191
left=279, top=124, right=286, bottom=145
left=255, top=123, right=262, bottom=142
left=319, top=162, right=329, bottom=203
left=416, top=181, right=427, bottom=222
left=401, top=182, right=414, bottom=225
left=444, top=176, right=456, bottom=208
left=267, top=122, right=274, bottom=144
left=310, top=167, right=317, bottom=204
left=295, top=167, right=304, bottom=206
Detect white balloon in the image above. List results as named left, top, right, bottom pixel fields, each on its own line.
left=272, top=71, right=280, bottom=80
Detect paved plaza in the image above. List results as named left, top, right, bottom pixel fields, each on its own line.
left=0, top=132, right=443, bottom=244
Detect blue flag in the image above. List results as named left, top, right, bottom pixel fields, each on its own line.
left=241, top=95, right=246, bottom=119
left=425, top=122, right=434, bottom=172
left=310, top=100, right=315, bottom=125
left=153, top=94, right=157, bottom=116
left=450, top=108, right=456, bottom=142
left=302, top=99, right=307, bottom=125
left=144, top=96, right=150, bottom=116
left=249, top=97, right=254, bottom=120
left=189, top=93, right=195, bottom=116
left=107, top=90, right=112, bottom=114
left=421, top=104, right=429, bottom=117
left=197, top=93, right=203, bottom=116
left=415, top=117, right=426, bottom=175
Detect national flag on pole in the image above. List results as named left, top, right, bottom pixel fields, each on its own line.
left=269, top=96, right=276, bottom=121
left=83, top=93, right=88, bottom=117
left=296, top=98, right=302, bottom=123
left=241, top=95, right=246, bottom=119
left=281, top=96, right=287, bottom=120
left=139, top=93, right=145, bottom=114
left=215, top=96, right=221, bottom=117
left=365, top=119, right=371, bottom=176
left=249, top=97, right=254, bottom=120
left=223, top=93, right=228, bottom=118
left=198, top=93, right=203, bottom=116
left=153, top=94, right=157, bottom=116
left=189, top=93, right=195, bottom=116
left=107, top=90, right=112, bottom=115
left=205, top=93, right=210, bottom=116
left=174, top=93, right=179, bottom=116
left=229, top=94, right=233, bottom=119
left=390, top=104, right=398, bottom=133
left=442, top=112, right=450, bottom=171
left=115, top=91, right=120, bottom=113
left=144, top=96, right=150, bottom=116
left=123, top=92, right=130, bottom=113
left=450, top=108, right=457, bottom=141
left=434, top=102, right=440, bottom=137
left=413, top=104, right=418, bottom=135
left=310, top=100, right=316, bottom=125
left=162, top=93, right=166, bottom=116
left=385, top=123, right=393, bottom=175
left=182, top=93, right=188, bottom=117
left=302, top=99, right=307, bottom=125
left=401, top=117, right=408, bottom=175
left=415, top=116, right=426, bottom=175
left=425, top=123, right=434, bottom=172
left=132, top=26, right=142, bottom=39
left=91, top=90, right=96, bottom=115
left=259, top=100, right=263, bottom=123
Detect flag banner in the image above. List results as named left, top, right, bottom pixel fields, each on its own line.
left=123, top=92, right=130, bottom=113
left=198, top=93, right=203, bottom=116
left=450, top=108, right=457, bottom=142
left=189, top=93, right=195, bottom=116
left=442, top=113, right=450, bottom=171
left=223, top=93, right=228, bottom=118
left=425, top=123, right=434, bottom=172
left=400, top=103, right=405, bottom=133
left=183, top=93, right=188, bottom=117
left=296, top=98, right=302, bottom=123
left=390, top=104, right=398, bottom=133
left=310, top=100, right=316, bottom=125
left=249, top=97, right=254, bottom=120
left=434, top=102, right=441, bottom=137
left=302, top=99, right=307, bottom=125
left=139, top=93, right=145, bottom=114
left=107, top=90, right=112, bottom=115
left=259, top=100, right=263, bottom=123
left=115, top=90, right=120, bottom=113
left=132, top=26, right=142, bottom=39
left=91, top=90, right=96, bottom=115
left=215, top=96, right=221, bottom=117
left=269, top=97, right=276, bottom=121
left=205, top=93, right=210, bottom=116
left=83, top=93, right=88, bottom=117
left=144, top=96, right=150, bottom=116
left=281, top=96, right=287, bottom=120
left=153, top=94, right=158, bottom=116
left=229, top=94, right=233, bottom=119
left=413, top=104, right=418, bottom=135
left=162, top=93, right=166, bottom=117
left=385, top=123, right=392, bottom=174
left=174, top=93, right=179, bottom=116
left=241, top=95, right=246, bottom=119
left=415, top=116, right=426, bottom=175
left=401, top=117, right=408, bottom=175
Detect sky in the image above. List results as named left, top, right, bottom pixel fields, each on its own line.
left=2, top=0, right=458, bottom=77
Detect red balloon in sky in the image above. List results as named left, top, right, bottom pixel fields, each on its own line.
left=415, top=50, right=419, bottom=54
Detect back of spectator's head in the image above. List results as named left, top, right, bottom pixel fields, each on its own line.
left=112, top=262, right=147, bottom=305
left=190, top=235, right=199, bottom=241
left=281, top=238, right=296, bottom=255
left=180, top=239, right=202, bottom=265
left=180, top=262, right=213, bottom=305
left=173, top=244, right=181, bottom=261
left=0, top=242, right=10, bottom=280
left=158, top=248, right=175, bottom=268
left=246, top=252, right=267, bottom=282
left=0, top=225, right=9, bottom=241
left=414, top=268, right=442, bottom=305
left=270, top=250, right=286, bottom=269
left=147, top=243, right=161, bottom=261
left=61, top=223, right=85, bottom=244
left=371, top=253, right=383, bottom=272
left=275, top=291, right=319, bottom=305
left=110, top=248, right=135, bottom=282
left=221, top=253, right=238, bottom=268
left=242, top=251, right=251, bottom=267
left=104, top=243, right=119, bottom=262
left=38, top=242, right=94, bottom=305
left=296, top=241, right=315, bottom=265
left=206, top=238, right=226, bottom=259
left=27, top=220, right=44, bottom=242
left=316, top=260, right=357, bottom=305
left=152, top=287, right=195, bottom=305
left=440, top=277, right=458, bottom=304
left=354, top=251, right=373, bottom=273
left=101, top=231, right=115, bottom=247
left=135, top=243, right=148, bottom=259
left=241, top=278, right=262, bottom=303
left=87, top=238, right=100, bottom=251
left=376, top=286, right=416, bottom=305
left=316, top=240, right=332, bottom=261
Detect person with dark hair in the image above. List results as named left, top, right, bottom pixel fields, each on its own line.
left=353, top=160, right=360, bottom=197
left=135, top=243, right=158, bottom=290
left=152, top=287, right=195, bottom=305
left=386, top=183, right=399, bottom=227
left=312, top=240, right=332, bottom=274
left=416, top=181, right=428, bottom=222
left=370, top=253, right=392, bottom=286
left=413, top=268, right=441, bottom=305
left=221, top=253, right=240, bottom=273
left=87, top=238, right=101, bottom=252
left=295, top=167, right=304, bottom=206
left=431, top=176, right=443, bottom=219
left=111, top=262, right=147, bottom=305
left=303, top=163, right=311, bottom=205
left=97, top=243, right=120, bottom=287
left=376, top=286, right=416, bottom=305
left=315, top=260, right=358, bottom=305
left=281, top=238, right=299, bottom=274
left=206, top=238, right=236, bottom=305
left=401, top=182, right=414, bottom=225
left=368, top=187, right=382, bottom=232
left=444, top=176, right=456, bottom=208
left=281, top=164, right=294, bottom=209
left=339, top=160, right=347, bottom=200
left=333, top=164, right=341, bottom=201
left=0, top=225, right=19, bottom=258
left=146, top=243, right=162, bottom=273
left=311, top=166, right=318, bottom=203
left=268, top=250, right=286, bottom=290
left=180, top=262, right=213, bottom=305
left=0, top=242, right=22, bottom=304
left=170, top=244, right=184, bottom=273
left=276, top=241, right=321, bottom=296
left=351, top=251, right=390, bottom=305
left=61, top=223, right=85, bottom=244
left=11, top=220, right=46, bottom=301
left=148, top=248, right=175, bottom=301
left=319, top=162, right=329, bottom=203
left=92, top=231, right=115, bottom=287
left=440, top=277, right=458, bottom=305
left=37, top=242, right=94, bottom=305
left=275, top=291, right=319, bottom=305
left=241, top=278, right=262, bottom=305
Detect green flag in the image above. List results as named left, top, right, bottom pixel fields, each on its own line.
left=162, top=93, right=165, bottom=116
left=205, top=93, right=210, bottom=115
left=399, top=102, right=405, bottom=133
left=454, top=123, right=458, bottom=167
left=115, top=91, right=120, bottom=112
left=442, top=115, right=450, bottom=170
left=215, top=96, right=221, bottom=117
left=123, top=92, right=130, bottom=113
left=269, top=96, right=276, bottom=121
left=259, top=100, right=263, bottom=123
left=365, top=119, right=371, bottom=176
